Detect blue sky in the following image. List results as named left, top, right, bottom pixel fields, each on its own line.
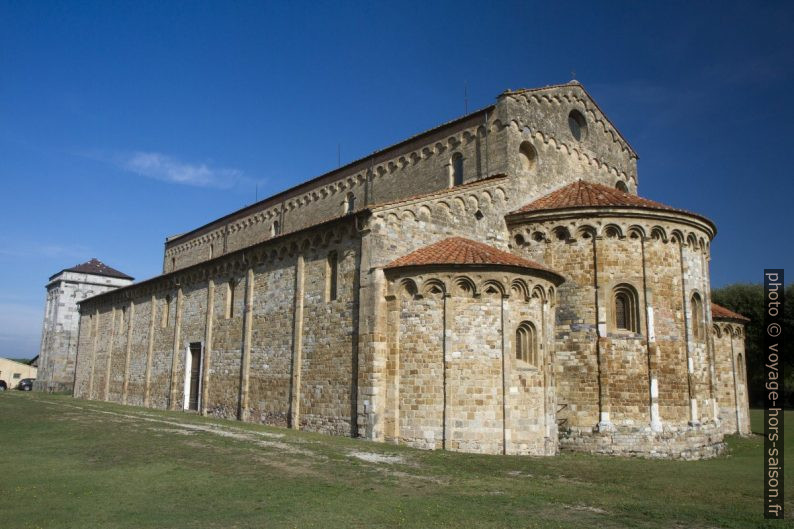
left=1, top=1, right=792, bottom=357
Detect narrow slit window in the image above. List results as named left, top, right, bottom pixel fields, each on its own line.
left=515, top=322, right=538, bottom=366
left=691, top=293, right=704, bottom=341
left=451, top=153, right=464, bottom=187
left=613, top=284, right=639, bottom=333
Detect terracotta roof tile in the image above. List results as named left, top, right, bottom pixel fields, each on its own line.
left=52, top=258, right=133, bottom=281
left=514, top=180, right=679, bottom=213
left=384, top=237, right=561, bottom=279
left=711, top=302, right=750, bottom=322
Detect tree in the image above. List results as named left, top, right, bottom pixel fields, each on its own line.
left=712, top=283, right=792, bottom=408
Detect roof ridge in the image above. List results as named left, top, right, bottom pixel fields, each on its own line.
left=52, top=258, right=134, bottom=281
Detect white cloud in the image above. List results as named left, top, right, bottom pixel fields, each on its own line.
left=120, top=151, right=243, bottom=189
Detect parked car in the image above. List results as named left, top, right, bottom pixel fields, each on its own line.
left=17, top=378, right=34, bottom=391
left=0, top=380, right=7, bottom=391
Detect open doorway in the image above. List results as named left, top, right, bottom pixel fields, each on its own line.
left=183, top=342, right=202, bottom=411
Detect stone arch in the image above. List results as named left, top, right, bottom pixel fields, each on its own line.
left=519, top=141, right=538, bottom=171
left=603, top=224, right=623, bottom=239
left=398, top=278, right=418, bottom=299
left=627, top=225, right=645, bottom=240
left=531, top=284, right=547, bottom=302
left=510, top=278, right=530, bottom=301
left=422, top=278, right=446, bottom=298
left=513, top=232, right=527, bottom=247
left=547, top=286, right=555, bottom=306
left=687, top=233, right=698, bottom=248
left=481, top=279, right=506, bottom=298
left=650, top=226, right=668, bottom=242
left=670, top=229, right=685, bottom=244
left=577, top=224, right=597, bottom=239
left=552, top=226, right=571, bottom=241
left=615, top=180, right=629, bottom=192
left=532, top=230, right=547, bottom=243
left=713, top=324, right=722, bottom=338
left=452, top=276, right=476, bottom=297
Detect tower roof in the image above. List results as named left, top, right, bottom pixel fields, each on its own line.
left=50, top=258, right=134, bottom=281
left=711, top=303, right=750, bottom=323
left=384, top=237, right=562, bottom=281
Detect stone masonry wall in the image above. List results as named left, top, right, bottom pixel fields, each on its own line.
left=37, top=271, right=131, bottom=392
left=713, top=322, right=751, bottom=435
left=509, top=212, right=723, bottom=458
left=74, top=218, right=361, bottom=438
left=383, top=270, right=558, bottom=456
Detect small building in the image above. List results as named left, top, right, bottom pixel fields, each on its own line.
left=0, top=357, right=37, bottom=390
left=35, top=259, right=133, bottom=392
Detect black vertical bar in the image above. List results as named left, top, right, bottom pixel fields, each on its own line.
left=764, top=269, right=784, bottom=519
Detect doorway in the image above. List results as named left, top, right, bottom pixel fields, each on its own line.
left=185, top=342, right=202, bottom=411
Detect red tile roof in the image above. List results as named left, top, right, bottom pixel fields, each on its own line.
left=711, top=302, right=750, bottom=322
left=384, top=237, right=562, bottom=279
left=51, top=258, right=133, bottom=281
left=512, top=180, right=703, bottom=220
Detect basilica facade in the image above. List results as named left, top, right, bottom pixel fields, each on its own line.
left=70, top=82, right=750, bottom=459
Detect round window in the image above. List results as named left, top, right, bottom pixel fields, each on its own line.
left=568, top=110, right=587, bottom=141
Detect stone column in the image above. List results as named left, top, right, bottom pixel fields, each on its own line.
left=143, top=295, right=156, bottom=408
left=238, top=267, right=255, bottom=421
left=168, top=288, right=184, bottom=410
left=88, top=308, right=100, bottom=400
left=677, top=243, right=698, bottom=425
left=104, top=307, right=117, bottom=401
left=640, top=236, right=662, bottom=431
left=593, top=235, right=614, bottom=432
left=289, top=256, right=305, bottom=428
left=356, top=266, right=388, bottom=441
left=201, top=279, right=215, bottom=415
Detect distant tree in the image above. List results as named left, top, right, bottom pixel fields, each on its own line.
left=712, top=283, right=792, bottom=408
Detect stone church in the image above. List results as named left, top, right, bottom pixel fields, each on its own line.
left=70, top=82, right=750, bottom=459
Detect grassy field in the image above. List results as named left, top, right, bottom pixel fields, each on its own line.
left=0, top=393, right=791, bottom=528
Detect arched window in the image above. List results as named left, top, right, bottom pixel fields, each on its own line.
left=271, top=220, right=281, bottom=237
left=451, top=153, right=464, bottom=187
left=691, top=293, right=705, bottom=341
left=613, top=284, right=639, bottom=333
left=737, top=353, right=745, bottom=380
left=515, top=321, right=538, bottom=366
left=615, top=181, right=628, bottom=192
left=518, top=141, right=537, bottom=171
left=345, top=192, right=356, bottom=214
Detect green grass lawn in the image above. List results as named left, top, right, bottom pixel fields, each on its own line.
left=0, top=393, right=791, bottom=528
